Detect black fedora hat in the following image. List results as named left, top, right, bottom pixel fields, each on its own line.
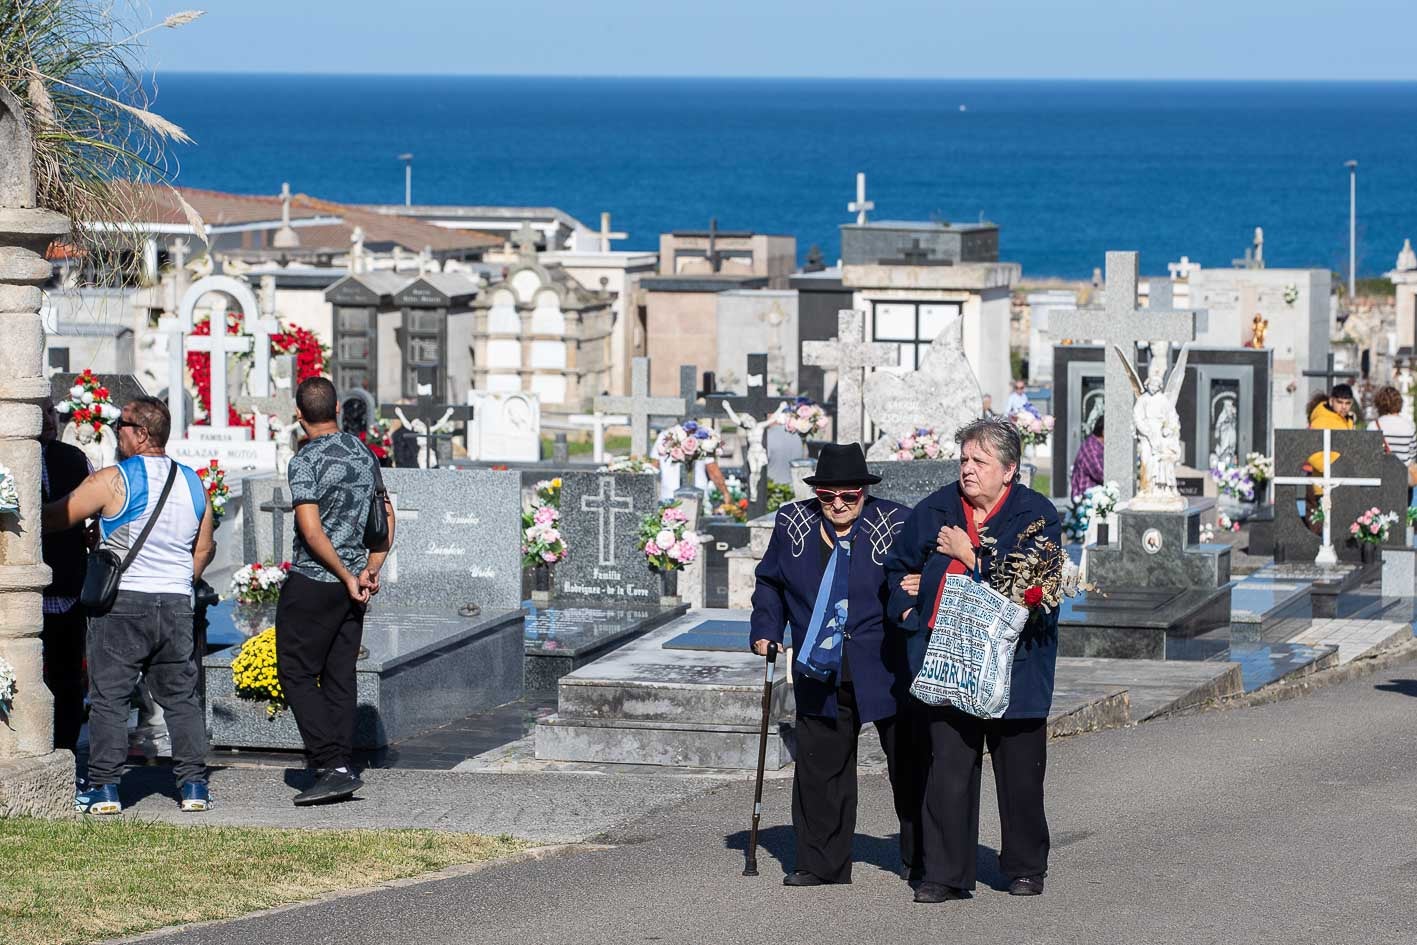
left=802, top=443, right=881, bottom=487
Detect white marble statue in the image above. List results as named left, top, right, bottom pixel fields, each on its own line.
left=1210, top=399, right=1238, bottom=471
left=721, top=402, right=785, bottom=503
left=1116, top=343, right=1191, bottom=510
left=61, top=420, right=117, bottom=471
left=269, top=414, right=303, bottom=477
left=1397, top=362, right=1415, bottom=419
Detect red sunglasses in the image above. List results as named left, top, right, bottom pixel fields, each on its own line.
left=814, top=488, right=864, bottom=506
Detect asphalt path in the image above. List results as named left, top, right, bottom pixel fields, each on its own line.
left=122, top=665, right=1417, bottom=945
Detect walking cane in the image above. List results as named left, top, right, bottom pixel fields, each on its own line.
left=743, top=641, right=779, bottom=877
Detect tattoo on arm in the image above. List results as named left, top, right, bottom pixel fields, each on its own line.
left=107, top=469, right=125, bottom=507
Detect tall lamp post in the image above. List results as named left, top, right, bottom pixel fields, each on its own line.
left=399, top=152, right=414, bottom=207
left=1346, top=159, right=1358, bottom=299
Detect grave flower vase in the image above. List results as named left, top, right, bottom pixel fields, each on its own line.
left=1360, top=542, right=1378, bottom=566
left=531, top=565, right=553, bottom=606
left=659, top=568, right=680, bottom=606
left=233, top=601, right=278, bottom=639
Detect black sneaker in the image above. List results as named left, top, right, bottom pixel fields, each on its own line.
left=293, top=769, right=363, bottom=806
left=913, top=882, right=966, bottom=903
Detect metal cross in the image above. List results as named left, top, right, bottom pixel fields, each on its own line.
left=1050, top=251, right=1200, bottom=502
left=595, top=357, right=691, bottom=457
left=848, top=172, right=875, bottom=225
left=379, top=367, right=472, bottom=468
left=802, top=309, right=901, bottom=445
left=582, top=476, right=635, bottom=566
left=1302, top=353, right=1358, bottom=392
left=1271, top=428, right=1381, bottom=566
left=259, top=487, right=295, bottom=564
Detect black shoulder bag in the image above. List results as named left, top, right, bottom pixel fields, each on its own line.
left=363, top=450, right=391, bottom=550
left=81, top=461, right=179, bottom=615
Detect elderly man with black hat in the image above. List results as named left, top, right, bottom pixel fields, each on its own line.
left=749, top=443, right=922, bottom=886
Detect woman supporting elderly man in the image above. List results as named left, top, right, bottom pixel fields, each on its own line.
left=749, top=418, right=1062, bottom=902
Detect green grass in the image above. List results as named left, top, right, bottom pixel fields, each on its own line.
left=0, top=817, right=528, bottom=945
left=540, top=433, right=631, bottom=457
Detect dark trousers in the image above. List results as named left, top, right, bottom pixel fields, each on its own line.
left=792, top=665, right=924, bottom=883
left=86, top=592, right=207, bottom=787
left=920, top=706, right=1049, bottom=889
left=41, top=607, right=87, bottom=752
left=275, top=572, right=365, bottom=770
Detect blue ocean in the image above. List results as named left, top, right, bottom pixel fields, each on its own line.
left=158, top=75, right=1417, bottom=279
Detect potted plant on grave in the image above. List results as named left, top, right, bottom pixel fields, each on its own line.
left=1350, top=507, right=1397, bottom=565
left=522, top=479, right=566, bottom=606
left=893, top=427, right=945, bottom=461
left=637, top=500, right=699, bottom=605
left=230, top=627, right=286, bottom=719
left=227, top=561, right=290, bottom=638
left=655, top=421, right=723, bottom=481
left=1210, top=452, right=1273, bottom=522
left=196, top=459, right=230, bottom=529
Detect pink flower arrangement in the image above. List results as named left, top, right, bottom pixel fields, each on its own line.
left=1350, top=507, right=1397, bottom=546
left=779, top=397, right=828, bottom=441
left=638, top=501, right=699, bottom=571
left=522, top=486, right=568, bottom=569
left=656, top=420, right=722, bottom=466
left=894, top=427, right=945, bottom=461
left=1011, top=410, right=1055, bottom=447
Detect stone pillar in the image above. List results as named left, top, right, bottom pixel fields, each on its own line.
left=0, top=88, right=75, bottom=815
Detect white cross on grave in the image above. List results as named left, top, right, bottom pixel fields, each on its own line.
left=1271, top=428, right=1382, bottom=567
left=848, top=172, right=875, bottom=225
left=801, top=308, right=900, bottom=445
left=582, top=477, right=635, bottom=566
left=595, top=357, right=690, bottom=457
left=185, top=322, right=253, bottom=428
left=597, top=212, right=627, bottom=253
left=244, top=274, right=283, bottom=399
left=1050, top=251, right=1199, bottom=503
left=382, top=492, right=418, bottom=585
left=569, top=411, right=629, bottom=462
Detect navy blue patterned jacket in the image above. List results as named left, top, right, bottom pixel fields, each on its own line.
left=749, top=496, right=912, bottom=723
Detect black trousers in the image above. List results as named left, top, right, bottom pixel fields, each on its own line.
left=41, top=607, right=87, bottom=753
left=792, top=662, right=924, bottom=883
left=275, top=572, right=366, bottom=770
left=920, top=705, right=1049, bottom=889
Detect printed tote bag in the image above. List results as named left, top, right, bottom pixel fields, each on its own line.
left=909, top=571, right=1030, bottom=718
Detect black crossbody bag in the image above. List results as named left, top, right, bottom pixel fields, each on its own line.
left=81, top=461, right=179, bottom=615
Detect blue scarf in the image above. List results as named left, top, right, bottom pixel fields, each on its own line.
left=795, top=520, right=854, bottom=683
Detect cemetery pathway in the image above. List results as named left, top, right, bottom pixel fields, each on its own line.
left=124, top=664, right=1417, bottom=945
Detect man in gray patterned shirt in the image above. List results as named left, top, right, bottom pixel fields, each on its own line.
left=276, top=376, right=394, bottom=806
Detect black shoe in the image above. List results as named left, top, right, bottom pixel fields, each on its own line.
left=782, top=870, right=826, bottom=887
left=293, top=769, right=363, bottom=806
left=1008, top=875, right=1045, bottom=896
left=914, top=882, right=965, bottom=903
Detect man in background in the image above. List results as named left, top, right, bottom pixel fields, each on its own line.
left=1309, top=383, right=1356, bottom=430
left=277, top=377, right=394, bottom=806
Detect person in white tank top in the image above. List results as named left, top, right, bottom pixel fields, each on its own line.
left=44, top=396, right=216, bottom=815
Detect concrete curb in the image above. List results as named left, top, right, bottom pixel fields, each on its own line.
left=101, top=841, right=595, bottom=944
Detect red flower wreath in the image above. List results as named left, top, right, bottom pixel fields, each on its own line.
left=187, top=311, right=329, bottom=428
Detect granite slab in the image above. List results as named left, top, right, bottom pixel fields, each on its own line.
left=1058, top=585, right=1234, bottom=659
left=204, top=607, right=524, bottom=750
left=555, top=471, right=662, bottom=603
left=661, top=618, right=752, bottom=652
left=1225, top=642, right=1339, bottom=692
left=867, top=460, right=959, bottom=509
left=1281, top=618, right=1410, bottom=665
left=522, top=601, right=689, bottom=695
left=1052, top=656, right=1243, bottom=720
left=1229, top=577, right=1313, bottom=642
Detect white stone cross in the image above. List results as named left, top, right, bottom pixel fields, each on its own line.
left=582, top=476, right=636, bottom=566
left=175, top=275, right=262, bottom=434
left=570, top=411, right=630, bottom=462
left=1050, top=251, right=1199, bottom=503
left=848, top=172, right=875, bottom=225
left=597, top=212, right=627, bottom=253
left=1167, top=255, right=1201, bottom=281
left=595, top=357, right=690, bottom=457
left=186, top=325, right=253, bottom=428
left=1272, top=428, right=1382, bottom=567
left=244, top=274, right=283, bottom=402
left=801, top=309, right=900, bottom=445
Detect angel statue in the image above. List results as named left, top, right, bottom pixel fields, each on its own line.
left=1114, top=342, right=1191, bottom=510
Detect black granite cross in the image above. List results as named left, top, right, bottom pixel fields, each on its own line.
left=260, top=487, right=294, bottom=563
left=883, top=238, right=951, bottom=267
left=379, top=367, right=472, bottom=468
left=703, top=354, right=782, bottom=420
left=1302, top=353, right=1358, bottom=392
left=706, top=216, right=721, bottom=273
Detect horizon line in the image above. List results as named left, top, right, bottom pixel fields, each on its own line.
left=151, top=70, right=1417, bottom=83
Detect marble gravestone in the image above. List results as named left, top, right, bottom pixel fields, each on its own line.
left=1271, top=428, right=1409, bottom=566
left=379, top=468, right=523, bottom=612
left=467, top=390, right=541, bottom=462
left=240, top=477, right=296, bottom=566
left=862, top=317, right=982, bottom=460
left=867, top=460, right=960, bottom=509
left=555, top=471, right=662, bottom=602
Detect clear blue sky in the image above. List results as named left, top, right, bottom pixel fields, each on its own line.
left=151, top=0, right=1415, bottom=80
